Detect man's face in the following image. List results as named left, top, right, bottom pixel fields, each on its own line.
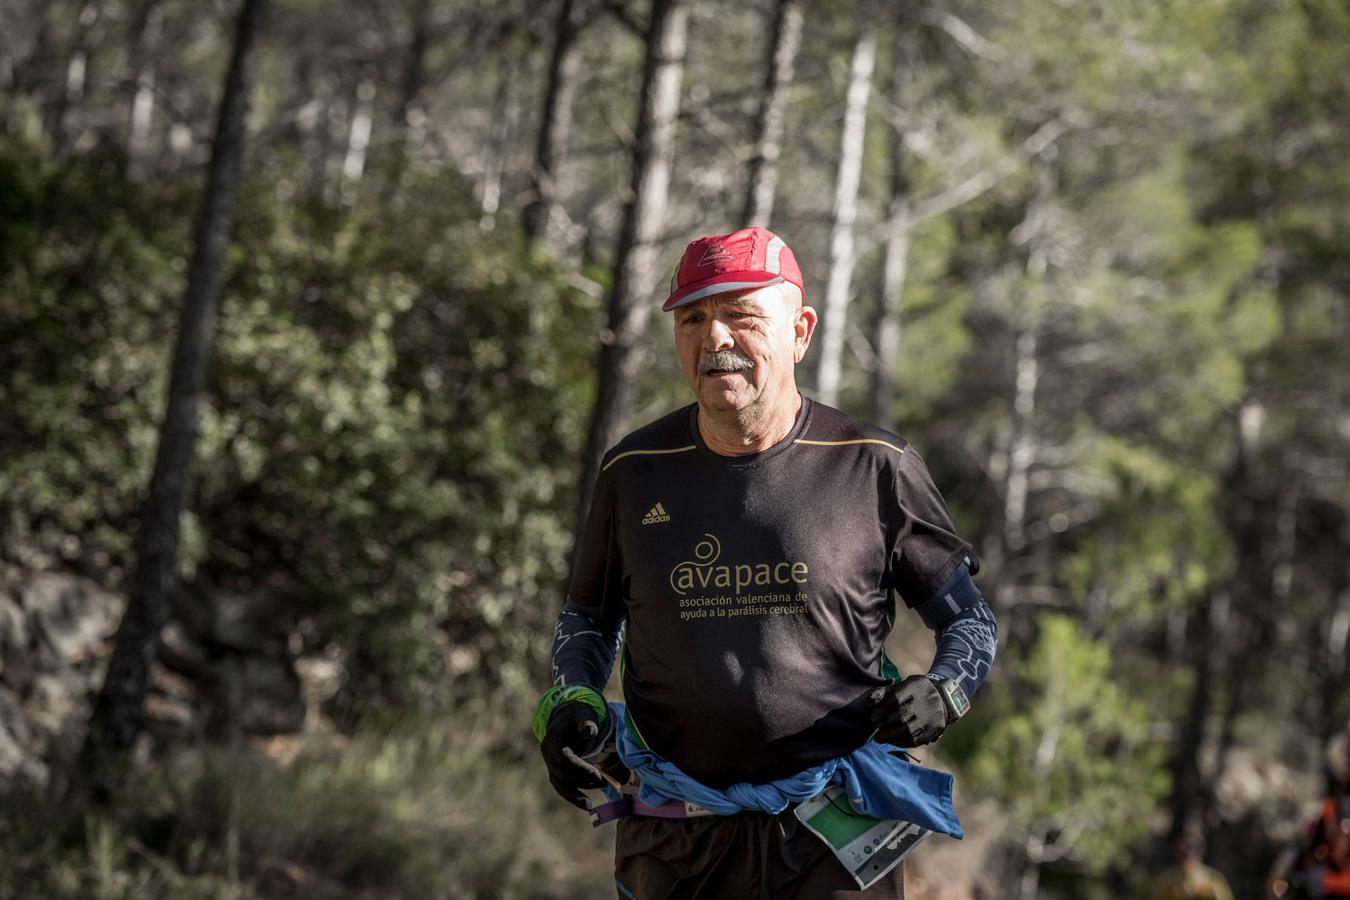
left=671, top=285, right=815, bottom=418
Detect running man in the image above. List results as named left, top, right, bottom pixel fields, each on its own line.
left=535, top=227, right=998, bottom=898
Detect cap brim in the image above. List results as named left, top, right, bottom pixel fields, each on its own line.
left=662, top=272, right=785, bottom=312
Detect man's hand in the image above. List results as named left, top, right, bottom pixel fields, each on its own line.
left=539, top=701, right=609, bottom=809
left=869, top=674, right=949, bottom=748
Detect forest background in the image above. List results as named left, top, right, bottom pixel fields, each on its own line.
left=0, top=0, right=1347, bottom=897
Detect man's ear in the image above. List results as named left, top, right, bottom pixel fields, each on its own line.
left=793, top=306, right=817, bottom=363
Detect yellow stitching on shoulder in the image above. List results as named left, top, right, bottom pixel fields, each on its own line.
left=793, top=438, right=906, bottom=454
left=601, top=445, right=697, bottom=471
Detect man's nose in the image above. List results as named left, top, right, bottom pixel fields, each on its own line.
left=702, top=316, right=734, bottom=351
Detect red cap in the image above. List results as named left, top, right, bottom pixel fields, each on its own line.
left=662, top=227, right=805, bottom=312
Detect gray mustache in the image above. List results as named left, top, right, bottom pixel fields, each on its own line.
left=699, top=350, right=755, bottom=374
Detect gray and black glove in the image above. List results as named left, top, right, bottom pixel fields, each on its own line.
left=539, top=702, right=628, bottom=809
left=868, top=674, right=949, bottom=748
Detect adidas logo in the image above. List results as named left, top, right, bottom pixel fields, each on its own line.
left=641, top=502, right=672, bottom=525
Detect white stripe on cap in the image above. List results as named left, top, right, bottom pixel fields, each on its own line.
left=667, top=276, right=784, bottom=308
left=765, top=235, right=785, bottom=275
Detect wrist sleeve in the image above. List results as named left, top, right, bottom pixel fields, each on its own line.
left=550, top=598, right=624, bottom=691
left=917, top=563, right=998, bottom=699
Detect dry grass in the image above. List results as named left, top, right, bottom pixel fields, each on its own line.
left=0, top=705, right=615, bottom=899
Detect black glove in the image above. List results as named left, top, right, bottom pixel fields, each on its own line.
left=539, top=701, right=620, bottom=809
left=868, top=674, right=949, bottom=748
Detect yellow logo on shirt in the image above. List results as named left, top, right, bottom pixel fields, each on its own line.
left=669, top=533, right=809, bottom=596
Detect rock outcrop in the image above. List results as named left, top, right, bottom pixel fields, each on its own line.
left=0, top=565, right=124, bottom=781
left=0, top=558, right=312, bottom=783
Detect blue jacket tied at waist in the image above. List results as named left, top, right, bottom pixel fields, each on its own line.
left=610, top=702, right=963, bottom=839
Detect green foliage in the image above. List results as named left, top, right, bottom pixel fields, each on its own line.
left=966, top=616, right=1170, bottom=875
left=0, top=139, right=188, bottom=564
left=204, top=172, right=599, bottom=708
left=1063, top=437, right=1230, bottom=629
left=0, top=136, right=598, bottom=708
left=891, top=217, right=972, bottom=424
left=1066, top=164, right=1273, bottom=454
left=988, top=0, right=1241, bottom=121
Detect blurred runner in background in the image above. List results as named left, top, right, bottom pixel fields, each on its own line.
left=1151, top=836, right=1234, bottom=900
left=1267, top=723, right=1350, bottom=899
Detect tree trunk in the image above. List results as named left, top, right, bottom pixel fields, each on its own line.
left=124, top=0, right=163, bottom=181
left=9, top=3, right=55, bottom=104
left=523, top=0, right=590, bottom=246
left=1270, top=468, right=1299, bottom=608
left=80, top=0, right=268, bottom=777
left=1212, top=477, right=1297, bottom=808
left=869, top=40, right=913, bottom=427
left=1320, top=558, right=1350, bottom=740
left=479, top=57, right=520, bottom=231
left=572, top=0, right=689, bottom=568
left=813, top=0, right=877, bottom=406
left=1019, top=672, right=1063, bottom=900
left=1204, top=399, right=1270, bottom=839
left=47, top=0, right=101, bottom=156
left=990, top=155, right=1054, bottom=619
left=1168, top=590, right=1229, bottom=842
left=340, top=76, right=377, bottom=188
left=304, top=65, right=335, bottom=195
left=391, top=0, right=432, bottom=156
left=1003, top=326, right=1039, bottom=554
left=1018, top=832, right=1045, bottom=900
left=869, top=216, right=910, bottom=425
left=739, top=0, right=804, bottom=229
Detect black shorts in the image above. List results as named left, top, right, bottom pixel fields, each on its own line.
left=614, top=809, right=905, bottom=900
